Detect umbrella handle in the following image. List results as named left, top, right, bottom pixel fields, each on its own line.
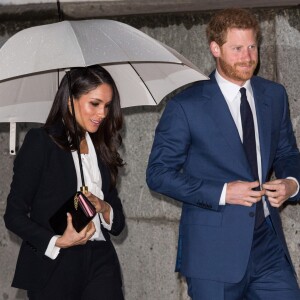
left=9, top=122, right=16, bottom=155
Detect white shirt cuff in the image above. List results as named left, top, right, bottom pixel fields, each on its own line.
left=219, top=183, right=227, bottom=205
left=99, top=204, right=114, bottom=230
left=45, top=236, right=61, bottom=260
left=287, top=177, right=299, bottom=197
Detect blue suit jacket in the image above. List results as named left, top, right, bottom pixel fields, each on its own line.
left=146, top=73, right=300, bottom=283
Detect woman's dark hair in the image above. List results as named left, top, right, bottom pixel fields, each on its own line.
left=44, top=65, right=124, bottom=187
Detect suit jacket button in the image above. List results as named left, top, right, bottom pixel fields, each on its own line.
left=249, top=212, right=255, bottom=217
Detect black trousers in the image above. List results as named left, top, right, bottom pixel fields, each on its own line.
left=27, top=240, right=124, bottom=300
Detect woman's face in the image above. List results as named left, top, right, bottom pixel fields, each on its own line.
left=71, top=83, right=113, bottom=133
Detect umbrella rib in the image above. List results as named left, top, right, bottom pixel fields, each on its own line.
left=129, top=62, right=158, bottom=105
left=97, top=25, right=138, bottom=62
left=69, top=22, right=86, bottom=65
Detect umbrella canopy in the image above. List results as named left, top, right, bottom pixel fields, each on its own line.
left=0, top=19, right=185, bottom=80
left=0, top=19, right=208, bottom=153
left=0, top=19, right=208, bottom=123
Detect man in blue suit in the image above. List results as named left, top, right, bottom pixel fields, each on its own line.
left=146, top=8, right=300, bottom=299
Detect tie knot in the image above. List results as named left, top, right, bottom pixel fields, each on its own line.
left=240, top=87, right=247, bottom=97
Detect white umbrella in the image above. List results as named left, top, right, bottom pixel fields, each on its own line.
left=0, top=19, right=208, bottom=153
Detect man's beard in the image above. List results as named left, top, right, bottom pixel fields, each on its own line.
left=219, top=57, right=257, bottom=82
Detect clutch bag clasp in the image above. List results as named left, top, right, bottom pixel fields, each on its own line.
left=74, top=193, right=79, bottom=210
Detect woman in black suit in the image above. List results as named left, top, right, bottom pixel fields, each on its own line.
left=4, top=65, right=125, bottom=300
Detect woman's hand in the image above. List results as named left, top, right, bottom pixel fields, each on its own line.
left=85, top=192, right=109, bottom=213
left=85, top=192, right=111, bottom=224
left=55, top=213, right=96, bottom=248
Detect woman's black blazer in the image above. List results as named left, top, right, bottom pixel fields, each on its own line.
left=4, top=124, right=125, bottom=290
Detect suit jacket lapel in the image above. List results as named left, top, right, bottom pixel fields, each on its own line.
left=251, top=77, right=272, bottom=182
left=97, top=155, right=110, bottom=197
left=48, top=120, right=78, bottom=192
left=206, top=75, right=251, bottom=175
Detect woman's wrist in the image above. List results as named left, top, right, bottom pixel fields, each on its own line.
left=99, top=201, right=109, bottom=214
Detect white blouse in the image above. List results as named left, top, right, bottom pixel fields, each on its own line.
left=45, top=133, right=113, bottom=259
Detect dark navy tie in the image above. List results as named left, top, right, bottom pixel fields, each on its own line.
left=240, top=87, right=264, bottom=228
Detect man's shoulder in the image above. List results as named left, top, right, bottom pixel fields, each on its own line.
left=171, top=79, right=214, bottom=104
left=251, top=75, right=285, bottom=92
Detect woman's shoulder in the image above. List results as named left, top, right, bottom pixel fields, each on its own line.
left=18, top=127, right=57, bottom=161
left=25, top=127, right=47, bottom=138
left=23, top=127, right=51, bottom=147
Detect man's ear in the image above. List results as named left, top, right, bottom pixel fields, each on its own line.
left=210, top=41, right=221, bottom=58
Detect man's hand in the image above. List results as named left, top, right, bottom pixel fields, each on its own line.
left=262, top=179, right=297, bottom=208
left=226, top=180, right=265, bottom=206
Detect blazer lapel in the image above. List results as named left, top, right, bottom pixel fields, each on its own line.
left=251, top=77, right=272, bottom=182
left=97, top=155, right=110, bottom=197
left=206, top=75, right=251, bottom=175
left=63, top=150, right=78, bottom=191
left=47, top=120, right=78, bottom=192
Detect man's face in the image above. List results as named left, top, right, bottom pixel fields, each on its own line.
left=210, top=28, right=258, bottom=86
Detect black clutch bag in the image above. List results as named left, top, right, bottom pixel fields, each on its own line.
left=49, top=191, right=96, bottom=235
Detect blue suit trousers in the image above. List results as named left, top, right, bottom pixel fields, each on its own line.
left=186, top=218, right=300, bottom=300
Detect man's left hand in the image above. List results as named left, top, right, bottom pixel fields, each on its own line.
left=262, top=179, right=298, bottom=207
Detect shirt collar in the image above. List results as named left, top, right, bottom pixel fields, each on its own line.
left=215, top=69, right=252, bottom=103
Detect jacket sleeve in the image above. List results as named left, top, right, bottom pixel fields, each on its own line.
left=4, top=129, right=54, bottom=255
left=99, top=159, right=125, bottom=236
left=146, top=99, right=223, bottom=210
left=272, top=87, right=300, bottom=201
left=105, top=186, right=125, bottom=236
